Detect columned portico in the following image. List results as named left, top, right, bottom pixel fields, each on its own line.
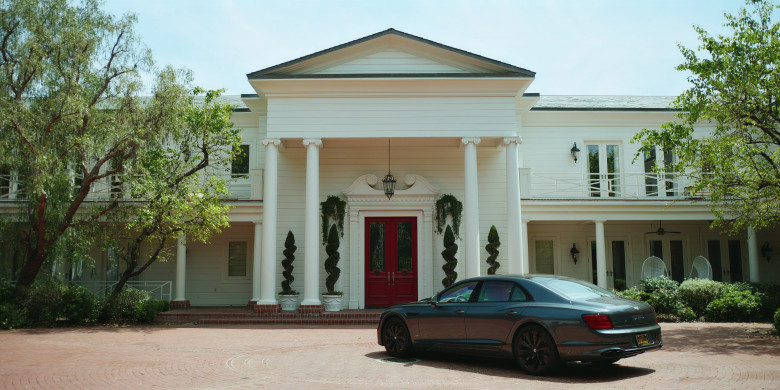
left=594, top=220, right=607, bottom=289
left=258, top=138, right=281, bottom=311
left=171, top=234, right=189, bottom=308
left=302, top=138, right=323, bottom=306
left=250, top=221, right=262, bottom=305
left=462, top=137, right=481, bottom=278
left=747, top=225, right=760, bottom=282
left=504, top=136, right=523, bottom=274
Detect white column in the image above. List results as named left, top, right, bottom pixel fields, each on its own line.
left=504, top=137, right=523, bottom=274
left=174, top=235, right=187, bottom=302
left=595, top=220, right=607, bottom=289
left=521, top=220, right=530, bottom=274
left=462, top=137, right=481, bottom=278
left=747, top=225, right=760, bottom=283
left=302, top=138, right=322, bottom=305
left=251, top=221, right=262, bottom=302
left=259, top=138, right=280, bottom=305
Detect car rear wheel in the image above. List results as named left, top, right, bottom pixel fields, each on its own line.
left=514, top=324, right=560, bottom=375
left=382, top=317, right=413, bottom=358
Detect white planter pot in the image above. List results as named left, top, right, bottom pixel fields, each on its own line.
left=322, top=294, right=343, bottom=312
left=278, top=294, right=300, bottom=311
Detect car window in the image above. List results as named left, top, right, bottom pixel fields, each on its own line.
left=477, top=281, right=515, bottom=302
left=535, top=277, right=616, bottom=300
left=439, top=281, right=478, bottom=303
left=510, top=286, right=529, bottom=302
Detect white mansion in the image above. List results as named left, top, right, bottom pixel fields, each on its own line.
left=8, top=29, right=778, bottom=310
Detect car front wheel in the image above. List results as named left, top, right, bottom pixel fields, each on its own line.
left=382, top=317, right=413, bottom=358
left=514, top=324, right=561, bottom=375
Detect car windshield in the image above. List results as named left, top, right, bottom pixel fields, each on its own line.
left=534, top=277, right=616, bottom=300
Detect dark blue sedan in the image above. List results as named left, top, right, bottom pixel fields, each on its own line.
left=377, top=274, right=662, bottom=375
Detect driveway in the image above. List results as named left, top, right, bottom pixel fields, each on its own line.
left=0, top=322, right=777, bottom=389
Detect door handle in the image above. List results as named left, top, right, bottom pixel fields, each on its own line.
left=392, top=272, right=395, bottom=285
left=506, top=311, right=518, bottom=317
left=454, top=310, right=465, bottom=315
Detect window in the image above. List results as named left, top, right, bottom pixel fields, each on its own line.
left=477, top=281, right=514, bottom=302
left=534, top=240, right=554, bottom=274
left=231, top=145, right=250, bottom=179
left=228, top=241, right=248, bottom=277
left=587, top=143, right=620, bottom=197
left=439, top=281, right=477, bottom=303
left=644, top=146, right=677, bottom=196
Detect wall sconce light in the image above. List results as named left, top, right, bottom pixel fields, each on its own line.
left=570, top=142, right=581, bottom=163
left=761, top=241, right=772, bottom=262
left=570, top=243, right=580, bottom=264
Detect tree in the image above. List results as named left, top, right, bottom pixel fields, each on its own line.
left=104, top=85, right=239, bottom=299
left=323, top=224, right=341, bottom=294
left=0, top=0, right=239, bottom=291
left=485, top=225, right=500, bottom=275
left=281, top=230, right=297, bottom=294
left=633, top=0, right=780, bottom=233
left=441, top=225, right=458, bottom=287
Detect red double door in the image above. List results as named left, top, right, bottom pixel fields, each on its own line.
left=365, top=217, right=418, bottom=307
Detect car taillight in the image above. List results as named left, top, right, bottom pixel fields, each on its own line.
left=583, top=314, right=613, bottom=329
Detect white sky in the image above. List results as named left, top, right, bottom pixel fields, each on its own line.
left=103, top=0, right=745, bottom=97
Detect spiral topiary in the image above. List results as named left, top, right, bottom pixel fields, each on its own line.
left=441, top=225, right=458, bottom=288
left=281, top=230, right=297, bottom=294
left=486, top=225, right=500, bottom=275
left=324, top=224, right=341, bottom=294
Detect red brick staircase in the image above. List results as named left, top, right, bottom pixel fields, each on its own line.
left=157, top=306, right=383, bottom=326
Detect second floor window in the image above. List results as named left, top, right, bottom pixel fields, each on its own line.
left=587, top=143, right=620, bottom=197
left=644, top=146, right=677, bottom=196
left=231, top=145, right=250, bottom=179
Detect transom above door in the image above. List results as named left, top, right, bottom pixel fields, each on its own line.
left=365, top=217, right=418, bottom=307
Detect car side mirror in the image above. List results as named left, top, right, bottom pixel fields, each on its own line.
left=430, top=295, right=438, bottom=308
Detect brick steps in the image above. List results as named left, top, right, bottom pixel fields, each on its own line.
left=157, top=307, right=382, bottom=326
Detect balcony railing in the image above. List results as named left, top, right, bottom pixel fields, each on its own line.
left=0, top=170, right=262, bottom=202
left=74, top=280, right=172, bottom=301
left=524, top=171, right=691, bottom=199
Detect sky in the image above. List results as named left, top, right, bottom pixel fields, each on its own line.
left=103, top=0, right=746, bottom=97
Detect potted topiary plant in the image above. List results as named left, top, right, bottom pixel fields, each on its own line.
left=278, top=230, right=299, bottom=311
left=322, top=224, right=343, bottom=311
left=486, top=225, right=501, bottom=275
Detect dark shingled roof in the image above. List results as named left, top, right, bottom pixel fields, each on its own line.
left=247, top=28, right=536, bottom=80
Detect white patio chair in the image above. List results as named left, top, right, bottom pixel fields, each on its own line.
left=688, top=256, right=713, bottom=280
left=641, top=256, right=669, bottom=280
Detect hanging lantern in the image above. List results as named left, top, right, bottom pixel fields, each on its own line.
left=382, top=139, right=396, bottom=200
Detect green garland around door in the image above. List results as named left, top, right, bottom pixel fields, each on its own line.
left=320, top=195, right=346, bottom=242
left=435, top=194, right=463, bottom=239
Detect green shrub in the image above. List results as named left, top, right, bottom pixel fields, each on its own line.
left=59, top=285, right=99, bottom=324
left=679, top=279, right=725, bottom=317
left=750, top=283, right=780, bottom=321
left=616, top=277, right=695, bottom=322
left=134, top=300, right=170, bottom=324
left=705, top=284, right=763, bottom=322
left=101, top=287, right=150, bottom=324
left=0, top=302, right=28, bottom=329
left=21, top=276, right=65, bottom=326
left=774, top=309, right=780, bottom=334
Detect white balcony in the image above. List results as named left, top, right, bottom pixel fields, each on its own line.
left=0, top=170, right=264, bottom=202
left=521, top=171, right=691, bottom=199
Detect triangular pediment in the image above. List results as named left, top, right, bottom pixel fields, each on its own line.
left=248, top=29, right=534, bottom=79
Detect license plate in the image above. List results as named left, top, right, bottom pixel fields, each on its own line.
left=635, top=333, right=650, bottom=346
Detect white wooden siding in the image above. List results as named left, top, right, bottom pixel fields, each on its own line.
left=266, top=97, right=518, bottom=138
left=312, top=49, right=471, bottom=74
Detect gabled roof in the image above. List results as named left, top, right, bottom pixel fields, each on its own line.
left=247, top=28, right=535, bottom=79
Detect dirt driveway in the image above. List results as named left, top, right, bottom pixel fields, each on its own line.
left=0, top=322, right=777, bottom=389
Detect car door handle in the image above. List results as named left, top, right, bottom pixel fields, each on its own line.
left=454, top=310, right=465, bottom=315
left=506, top=311, right=518, bottom=317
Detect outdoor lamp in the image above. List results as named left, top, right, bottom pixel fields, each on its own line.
left=382, top=139, right=396, bottom=200
left=570, top=243, right=580, bottom=264
left=761, top=241, right=772, bottom=262
left=570, top=142, right=581, bottom=163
